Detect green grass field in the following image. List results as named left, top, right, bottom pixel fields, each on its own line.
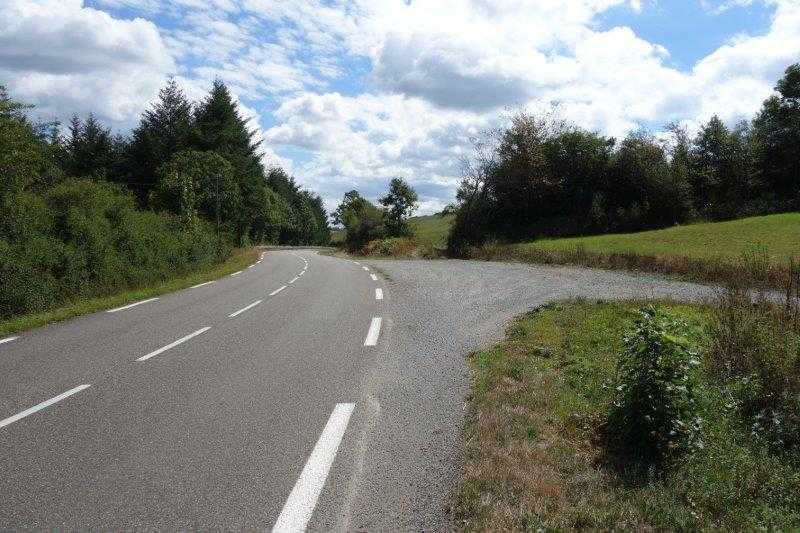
left=519, top=213, right=800, bottom=265
left=406, top=212, right=800, bottom=265
left=409, top=214, right=454, bottom=248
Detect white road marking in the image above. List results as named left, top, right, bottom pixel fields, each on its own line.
left=375, top=288, right=383, bottom=300
left=107, top=297, right=159, bottom=313
left=353, top=261, right=360, bottom=265
left=370, top=274, right=378, bottom=281
left=230, top=270, right=243, bottom=277
left=190, top=281, right=215, bottom=289
left=272, top=403, right=355, bottom=533
left=0, top=336, right=19, bottom=345
left=364, top=317, right=382, bottom=346
left=137, top=327, right=211, bottom=362
left=270, top=285, right=287, bottom=296
left=229, top=299, right=263, bottom=318
left=361, top=266, right=369, bottom=272
left=289, top=277, right=299, bottom=284
left=0, top=384, right=91, bottom=429
left=298, top=271, right=304, bottom=277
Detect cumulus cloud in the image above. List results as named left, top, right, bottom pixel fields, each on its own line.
left=4, top=0, right=800, bottom=214
left=0, top=0, right=174, bottom=127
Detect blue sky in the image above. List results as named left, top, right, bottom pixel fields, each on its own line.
left=2, top=0, right=799, bottom=213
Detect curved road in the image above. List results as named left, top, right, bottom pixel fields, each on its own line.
left=0, top=251, right=714, bottom=530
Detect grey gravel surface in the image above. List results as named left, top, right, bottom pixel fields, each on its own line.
left=312, top=258, right=716, bottom=531
left=0, top=252, right=716, bottom=530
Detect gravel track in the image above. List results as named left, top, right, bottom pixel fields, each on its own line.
left=327, top=258, right=716, bottom=531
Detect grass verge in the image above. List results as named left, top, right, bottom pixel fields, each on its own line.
left=455, top=299, right=800, bottom=531
left=468, top=213, right=800, bottom=288
left=0, top=247, right=259, bottom=337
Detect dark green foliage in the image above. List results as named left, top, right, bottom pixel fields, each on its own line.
left=448, top=64, right=800, bottom=254
left=0, top=79, right=328, bottom=320
left=0, top=179, right=220, bottom=318
left=333, top=190, right=387, bottom=250
left=266, top=167, right=330, bottom=245
left=60, top=114, right=123, bottom=180
left=606, top=307, right=704, bottom=465
left=123, top=78, right=196, bottom=202
left=380, top=177, right=419, bottom=237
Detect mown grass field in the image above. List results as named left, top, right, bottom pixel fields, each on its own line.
left=407, top=212, right=800, bottom=265
left=456, top=299, right=800, bottom=531
left=0, top=248, right=259, bottom=338
left=519, top=213, right=800, bottom=266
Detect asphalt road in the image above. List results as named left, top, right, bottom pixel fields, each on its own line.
left=0, top=251, right=714, bottom=530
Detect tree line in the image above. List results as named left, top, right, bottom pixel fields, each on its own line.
left=447, top=64, right=800, bottom=254
left=0, top=79, right=328, bottom=318
left=333, top=178, right=419, bottom=250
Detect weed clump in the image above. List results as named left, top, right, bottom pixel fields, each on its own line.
left=606, top=307, right=704, bottom=465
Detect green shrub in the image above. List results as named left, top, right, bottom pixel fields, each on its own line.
left=0, top=178, right=222, bottom=319
left=606, top=306, right=704, bottom=465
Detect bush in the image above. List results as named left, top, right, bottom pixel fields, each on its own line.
left=606, top=307, right=704, bottom=465
left=361, top=237, right=438, bottom=258
left=0, top=179, right=222, bottom=318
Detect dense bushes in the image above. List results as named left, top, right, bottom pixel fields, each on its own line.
left=448, top=64, right=800, bottom=254
left=333, top=178, right=419, bottom=251
left=0, top=79, right=329, bottom=320
left=0, top=179, right=220, bottom=318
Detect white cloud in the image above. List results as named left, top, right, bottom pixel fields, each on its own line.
left=0, top=0, right=174, bottom=127
left=4, top=0, right=799, bottom=214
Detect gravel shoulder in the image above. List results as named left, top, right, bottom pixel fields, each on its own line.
left=322, top=259, right=716, bottom=531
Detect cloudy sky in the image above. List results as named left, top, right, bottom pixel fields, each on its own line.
left=2, top=0, right=799, bottom=214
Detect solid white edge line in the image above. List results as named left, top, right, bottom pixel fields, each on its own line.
left=375, top=288, right=383, bottom=300
left=137, top=327, right=211, bottom=362
left=0, top=384, right=91, bottom=429
left=0, top=336, right=19, bottom=345
left=364, top=317, right=382, bottom=346
left=269, top=285, right=287, bottom=296
left=230, top=270, right=243, bottom=277
left=272, top=403, right=355, bottom=533
left=106, top=297, right=159, bottom=313
left=229, top=299, right=263, bottom=318
left=289, top=277, right=299, bottom=284
left=370, top=274, right=378, bottom=281
left=298, top=271, right=304, bottom=277
left=190, top=281, right=215, bottom=289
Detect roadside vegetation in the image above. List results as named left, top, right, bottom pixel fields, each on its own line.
left=444, top=64, right=800, bottom=271
left=332, top=178, right=440, bottom=257
left=456, top=276, right=800, bottom=529
left=0, top=248, right=258, bottom=338
left=0, top=79, right=329, bottom=323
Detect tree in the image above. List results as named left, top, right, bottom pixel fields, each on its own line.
left=379, top=178, right=419, bottom=237
left=752, top=63, right=800, bottom=208
left=194, top=79, right=268, bottom=242
left=334, top=190, right=386, bottom=250
left=61, top=114, right=119, bottom=179
left=124, top=78, right=195, bottom=203
left=150, top=150, right=240, bottom=235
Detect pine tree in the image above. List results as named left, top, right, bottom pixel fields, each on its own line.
left=124, top=78, right=195, bottom=202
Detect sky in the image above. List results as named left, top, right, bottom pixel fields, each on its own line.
left=2, top=0, right=799, bottom=215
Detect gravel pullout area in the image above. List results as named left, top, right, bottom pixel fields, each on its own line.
left=330, top=259, right=716, bottom=531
